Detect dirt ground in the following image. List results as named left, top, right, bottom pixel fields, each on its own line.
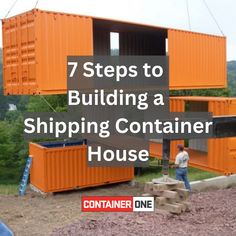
left=1, top=184, right=236, bottom=236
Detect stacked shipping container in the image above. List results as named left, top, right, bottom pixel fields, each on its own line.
left=2, top=9, right=226, bottom=95
left=150, top=97, right=236, bottom=175
left=30, top=141, right=134, bottom=193
left=1, top=9, right=232, bottom=192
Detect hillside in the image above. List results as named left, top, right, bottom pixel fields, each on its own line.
left=228, top=61, right=236, bottom=95
left=0, top=48, right=2, bottom=84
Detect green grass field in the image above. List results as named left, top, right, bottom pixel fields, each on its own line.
left=0, top=166, right=21, bottom=194
left=135, top=164, right=219, bottom=183
left=0, top=184, right=18, bottom=194
left=0, top=166, right=22, bottom=184
left=0, top=161, right=219, bottom=195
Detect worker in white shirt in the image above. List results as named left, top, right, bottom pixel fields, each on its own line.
left=174, top=144, right=191, bottom=191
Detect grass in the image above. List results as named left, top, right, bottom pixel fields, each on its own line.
left=0, top=160, right=219, bottom=195
left=0, top=166, right=21, bottom=195
left=135, top=159, right=219, bottom=183
left=0, top=184, right=18, bottom=194
left=0, top=166, right=22, bottom=184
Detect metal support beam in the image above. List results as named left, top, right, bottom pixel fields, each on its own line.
left=162, top=139, right=170, bottom=175
left=213, top=116, right=236, bottom=138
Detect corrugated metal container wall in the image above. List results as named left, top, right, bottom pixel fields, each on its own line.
left=119, top=31, right=166, bottom=56
left=207, top=99, right=236, bottom=174
left=30, top=142, right=134, bottom=193
left=2, top=9, right=227, bottom=95
left=2, top=9, right=93, bottom=95
left=149, top=99, right=184, bottom=158
left=168, top=29, right=227, bottom=89
left=149, top=97, right=236, bottom=175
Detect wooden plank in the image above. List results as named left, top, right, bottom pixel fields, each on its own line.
left=176, top=188, right=190, bottom=199
left=166, top=195, right=181, bottom=203
left=161, top=203, right=182, bottom=214
left=144, top=182, right=153, bottom=194
left=155, top=197, right=166, bottom=206
left=162, top=190, right=178, bottom=199
left=152, top=190, right=162, bottom=196
left=153, top=183, right=168, bottom=191
left=167, top=181, right=185, bottom=191
left=175, top=203, right=186, bottom=212
left=176, top=181, right=185, bottom=189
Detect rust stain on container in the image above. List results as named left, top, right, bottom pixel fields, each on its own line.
left=30, top=141, right=134, bottom=193
left=2, top=9, right=227, bottom=95
left=150, top=96, right=236, bottom=175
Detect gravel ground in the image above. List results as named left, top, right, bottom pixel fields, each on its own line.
left=0, top=183, right=139, bottom=236
left=1, top=184, right=236, bottom=235
left=52, top=187, right=236, bottom=236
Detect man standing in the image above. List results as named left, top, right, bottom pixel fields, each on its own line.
left=174, top=144, right=191, bottom=191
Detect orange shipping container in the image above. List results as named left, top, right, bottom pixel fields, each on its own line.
left=2, top=9, right=93, bottom=95
left=30, top=141, right=134, bottom=193
left=168, top=30, right=227, bottom=89
left=2, top=9, right=226, bottom=95
left=150, top=96, right=236, bottom=175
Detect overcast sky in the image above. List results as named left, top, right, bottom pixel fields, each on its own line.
left=0, top=0, right=235, bottom=60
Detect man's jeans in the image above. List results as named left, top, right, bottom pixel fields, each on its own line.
left=176, top=167, right=191, bottom=191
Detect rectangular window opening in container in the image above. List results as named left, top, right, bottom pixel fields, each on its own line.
left=110, top=32, right=119, bottom=56
left=185, top=101, right=208, bottom=112
left=184, top=138, right=208, bottom=167
left=165, top=38, right=168, bottom=55
left=184, top=100, right=209, bottom=166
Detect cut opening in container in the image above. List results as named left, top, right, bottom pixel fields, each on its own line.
left=184, top=101, right=209, bottom=167
left=110, top=32, right=119, bottom=56
left=38, top=140, right=87, bottom=148
left=93, top=19, right=167, bottom=55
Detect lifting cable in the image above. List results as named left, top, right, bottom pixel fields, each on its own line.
left=34, top=0, right=40, bottom=9
left=40, top=96, right=69, bottom=145
left=4, top=0, right=19, bottom=19
left=4, top=0, right=40, bottom=19
left=185, top=0, right=191, bottom=31
left=40, top=95, right=57, bottom=113
left=202, top=0, right=224, bottom=36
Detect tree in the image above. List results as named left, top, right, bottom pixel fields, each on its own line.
left=0, top=121, right=15, bottom=167
left=170, top=88, right=231, bottom=97
left=27, top=95, right=67, bottom=112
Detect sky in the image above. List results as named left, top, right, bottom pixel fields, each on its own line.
left=0, top=0, right=235, bottom=60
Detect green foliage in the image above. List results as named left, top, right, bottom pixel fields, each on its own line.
left=170, top=88, right=231, bottom=97
left=0, top=48, right=2, bottom=63
left=0, top=115, right=27, bottom=169
left=0, top=94, right=67, bottom=184
left=0, top=166, right=22, bottom=185
left=0, top=89, right=8, bottom=119
left=0, top=48, right=2, bottom=85
left=227, top=61, right=236, bottom=96
left=0, top=121, right=15, bottom=167
left=27, top=95, right=67, bottom=112
left=0, top=98, right=28, bottom=184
